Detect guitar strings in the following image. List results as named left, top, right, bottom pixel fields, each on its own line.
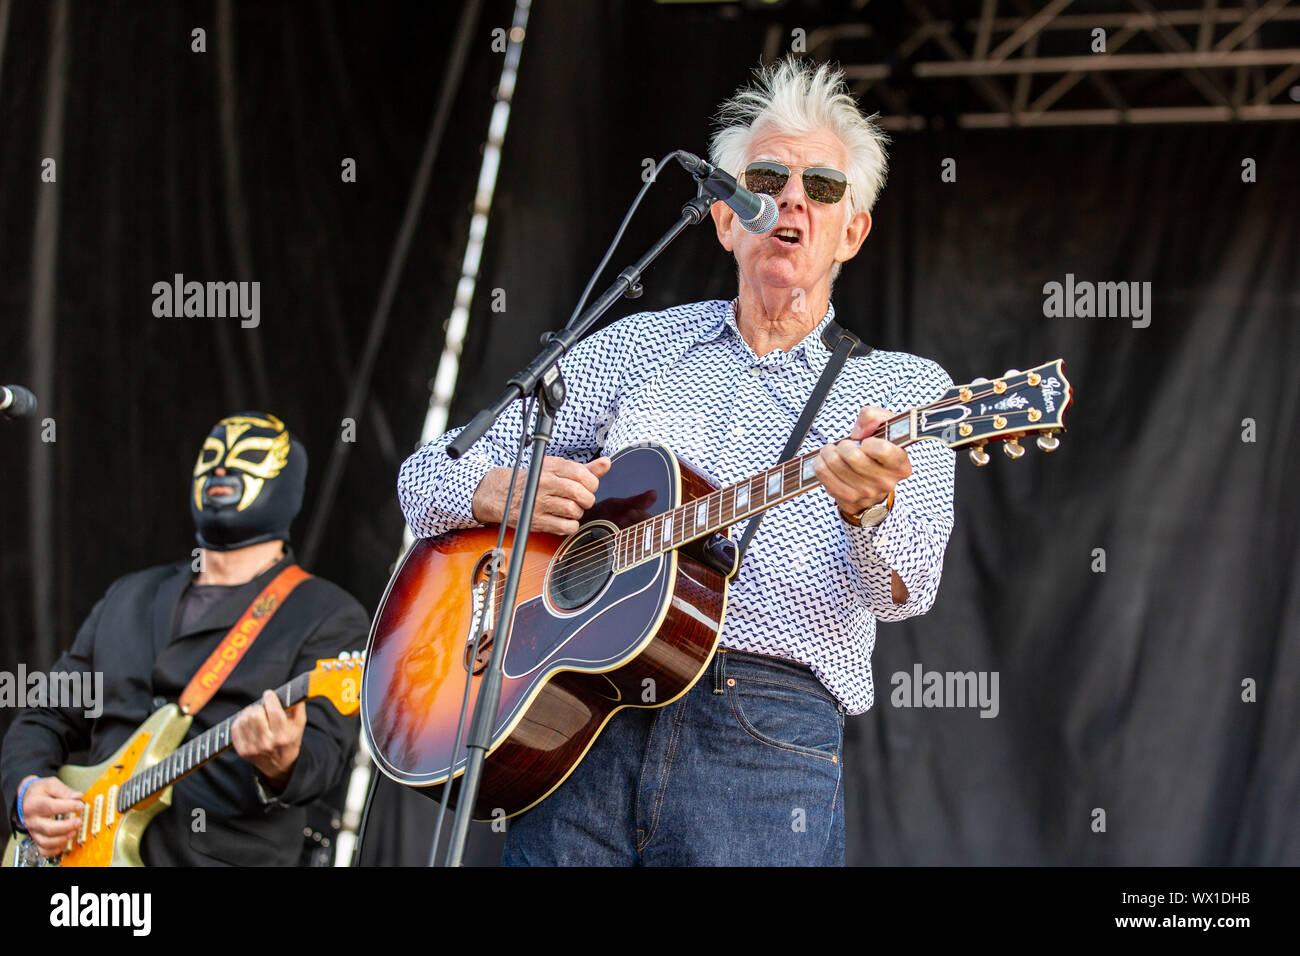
left=507, top=416, right=899, bottom=579
left=510, top=387, right=1023, bottom=583
left=471, top=403, right=1036, bottom=601
left=481, top=396, right=1034, bottom=592
left=550, top=380, right=1026, bottom=576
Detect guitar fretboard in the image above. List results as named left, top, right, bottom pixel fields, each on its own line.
left=116, top=673, right=309, bottom=813
left=611, top=410, right=914, bottom=572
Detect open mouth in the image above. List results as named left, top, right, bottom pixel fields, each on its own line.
left=204, top=475, right=242, bottom=503
left=772, top=227, right=801, bottom=246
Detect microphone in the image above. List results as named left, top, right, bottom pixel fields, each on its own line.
left=674, top=150, right=778, bottom=235
left=1, top=385, right=38, bottom=420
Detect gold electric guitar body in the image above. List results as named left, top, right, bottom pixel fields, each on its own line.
left=3, top=656, right=363, bottom=867
left=4, top=705, right=191, bottom=868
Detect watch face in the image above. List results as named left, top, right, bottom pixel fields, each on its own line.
left=860, top=503, right=889, bottom=527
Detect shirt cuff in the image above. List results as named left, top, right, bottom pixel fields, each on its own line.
left=842, top=496, right=921, bottom=596
left=253, top=772, right=293, bottom=810
left=402, top=451, right=497, bottom=536
left=446, top=457, right=497, bottom=527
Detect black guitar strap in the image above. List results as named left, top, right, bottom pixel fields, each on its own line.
left=735, top=320, right=872, bottom=566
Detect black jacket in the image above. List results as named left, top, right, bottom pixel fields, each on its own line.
left=1, top=548, right=370, bottom=865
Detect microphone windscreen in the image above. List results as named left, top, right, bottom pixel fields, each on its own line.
left=740, top=193, right=779, bottom=235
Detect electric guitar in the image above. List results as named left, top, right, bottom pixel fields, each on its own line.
left=3, top=656, right=364, bottom=867
left=361, top=361, right=1073, bottom=819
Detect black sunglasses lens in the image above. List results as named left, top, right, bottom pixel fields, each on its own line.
left=744, top=162, right=790, bottom=196
left=803, top=168, right=848, bottom=203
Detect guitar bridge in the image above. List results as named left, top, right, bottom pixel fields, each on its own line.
left=464, top=551, right=504, bottom=675
left=12, top=836, right=53, bottom=867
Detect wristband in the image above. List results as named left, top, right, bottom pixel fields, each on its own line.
left=16, top=776, right=36, bottom=831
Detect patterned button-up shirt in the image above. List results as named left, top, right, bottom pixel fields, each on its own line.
left=398, top=299, right=956, bottom=713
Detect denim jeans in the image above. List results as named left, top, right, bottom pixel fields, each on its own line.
left=501, top=648, right=847, bottom=866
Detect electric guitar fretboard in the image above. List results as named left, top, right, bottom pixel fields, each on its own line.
left=114, top=674, right=307, bottom=812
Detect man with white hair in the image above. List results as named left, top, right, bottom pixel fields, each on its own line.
left=398, top=56, right=955, bottom=865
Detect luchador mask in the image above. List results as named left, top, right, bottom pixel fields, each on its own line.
left=190, top=412, right=307, bottom=551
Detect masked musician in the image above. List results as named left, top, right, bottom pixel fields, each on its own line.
left=2, top=413, right=368, bottom=865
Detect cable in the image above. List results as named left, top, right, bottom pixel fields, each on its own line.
left=566, top=152, right=679, bottom=329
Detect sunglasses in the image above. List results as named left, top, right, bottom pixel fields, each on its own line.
left=742, top=161, right=851, bottom=205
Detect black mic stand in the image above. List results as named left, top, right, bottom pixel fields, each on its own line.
left=441, top=192, right=715, bottom=866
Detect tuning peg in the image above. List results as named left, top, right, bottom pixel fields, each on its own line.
left=1036, top=433, right=1060, bottom=452
left=1003, top=368, right=1022, bottom=377
left=1002, top=438, right=1025, bottom=459
left=971, top=377, right=990, bottom=384
left=969, top=444, right=990, bottom=466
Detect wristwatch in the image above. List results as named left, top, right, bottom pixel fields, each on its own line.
left=840, top=490, right=894, bottom=528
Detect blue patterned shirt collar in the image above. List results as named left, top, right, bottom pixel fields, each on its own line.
left=694, top=298, right=840, bottom=372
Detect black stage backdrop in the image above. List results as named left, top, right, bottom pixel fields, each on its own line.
left=2, top=1, right=1298, bottom=866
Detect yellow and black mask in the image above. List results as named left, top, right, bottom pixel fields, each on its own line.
left=190, top=412, right=307, bottom=551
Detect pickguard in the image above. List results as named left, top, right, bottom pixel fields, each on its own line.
left=502, top=442, right=679, bottom=679
left=503, top=556, right=669, bottom=677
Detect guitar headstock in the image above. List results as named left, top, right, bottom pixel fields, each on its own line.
left=306, top=654, right=365, bottom=716
left=912, top=360, right=1072, bottom=464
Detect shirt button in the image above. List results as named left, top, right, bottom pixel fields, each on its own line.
left=748, top=367, right=762, bottom=378
left=152, top=696, right=167, bottom=710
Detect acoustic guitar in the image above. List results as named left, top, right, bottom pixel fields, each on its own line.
left=3, top=656, right=363, bottom=867
left=362, top=362, right=1072, bottom=819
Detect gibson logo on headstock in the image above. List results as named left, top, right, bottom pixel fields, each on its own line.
left=1039, top=376, right=1063, bottom=414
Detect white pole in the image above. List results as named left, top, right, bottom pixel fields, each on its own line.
left=340, top=0, right=534, bottom=865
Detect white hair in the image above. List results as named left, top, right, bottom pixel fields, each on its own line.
left=710, top=58, right=889, bottom=285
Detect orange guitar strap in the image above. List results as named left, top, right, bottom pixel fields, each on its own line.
left=177, top=564, right=312, bottom=715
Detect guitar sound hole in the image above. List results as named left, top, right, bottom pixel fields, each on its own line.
left=548, top=525, right=615, bottom=611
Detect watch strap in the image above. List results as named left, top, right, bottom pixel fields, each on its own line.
left=840, top=489, right=894, bottom=527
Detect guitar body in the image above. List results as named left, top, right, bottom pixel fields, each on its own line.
left=362, top=442, right=734, bottom=820
left=3, top=705, right=191, bottom=867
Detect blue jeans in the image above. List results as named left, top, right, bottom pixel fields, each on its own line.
left=501, top=648, right=847, bottom=866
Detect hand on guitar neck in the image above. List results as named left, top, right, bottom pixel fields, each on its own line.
left=813, top=406, right=913, bottom=604
left=230, top=689, right=308, bottom=792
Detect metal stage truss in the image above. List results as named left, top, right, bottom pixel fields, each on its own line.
left=741, top=0, right=1300, bottom=128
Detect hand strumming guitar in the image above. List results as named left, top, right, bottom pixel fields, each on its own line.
left=15, top=775, right=85, bottom=858
left=472, top=456, right=613, bottom=537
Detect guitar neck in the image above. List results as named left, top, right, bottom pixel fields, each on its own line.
left=117, top=673, right=310, bottom=813
left=611, top=410, right=917, bottom=573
